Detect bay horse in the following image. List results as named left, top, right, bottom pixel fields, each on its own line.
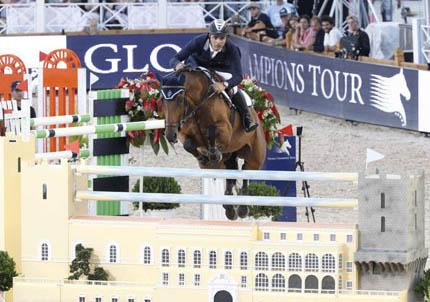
left=161, top=67, right=267, bottom=220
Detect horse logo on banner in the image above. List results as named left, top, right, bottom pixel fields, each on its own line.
left=369, top=68, right=411, bottom=127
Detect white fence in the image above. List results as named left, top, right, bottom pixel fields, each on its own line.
left=0, top=1, right=273, bottom=34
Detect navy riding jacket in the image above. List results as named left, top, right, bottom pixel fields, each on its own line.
left=169, top=34, right=243, bottom=88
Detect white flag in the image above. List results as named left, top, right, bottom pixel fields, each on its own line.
left=89, top=72, right=99, bottom=89
left=366, top=148, right=384, bottom=169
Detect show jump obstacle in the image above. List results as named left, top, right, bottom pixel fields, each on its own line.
left=0, top=48, right=359, bottom=216
left=0, top=106, right=358, bottom=213
left=75, top=164, right=358, bottom=209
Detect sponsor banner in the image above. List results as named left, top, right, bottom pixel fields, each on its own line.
left=66, top=33, right=201, bottom=89
left=260, top=136, right=297, bottom=222
left=0, top=35, right=66, bottom=69
left=418, top=70, right=430, bottom=132
left=232, top=35, right=420, bottom=131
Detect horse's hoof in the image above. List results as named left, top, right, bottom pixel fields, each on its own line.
left=225, top=206, right=238, bottom=220
left=237, top=205, right=249, bottom=218
left=239, top=187, right=249, bottom=195
left=197, top=155, right=209, bottom=164
left=209, top=154, right=222, bottom=163
left=208, top=148, right=223, bottom=163
left=223, top=204, right=229, bottom=210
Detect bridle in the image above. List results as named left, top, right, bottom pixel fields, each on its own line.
left=162, top=72, right=216, bottom=130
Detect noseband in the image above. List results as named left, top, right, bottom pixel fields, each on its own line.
left=162, top=84, right=215, bottom=129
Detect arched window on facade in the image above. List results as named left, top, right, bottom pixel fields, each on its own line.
left=193, top=250, right=201, bottom=268
left=322, top=276, right=336, bottom=294
left=322, top=254, right=335, bottom=273
left=209, top=251, right=217, bottom=269
left=255, top=273, right=269, bottom=291
left=271, top=252, right=285, bottom=271
left=288, top=274, right=302, bottom=292
left=41, top=242, right=50, bottom=261
left=304, top=275, right=319, bottom=293
left=161, top=249, right=170, bottom=267
left=255, top=252, right=269, bottom=270
left=288, top=253, right=302, bottom=272
left=224, top=251, right=232, bottom=269
left=305, top=253, right=319, bottom=272
left=143, top=246, right=151, bottom=264
left=272, top=274, right=285, bottom=292
left=109, top=244, right=118, bottom=263
left=240, top=252, right=248, bottom=270
left=178, top=249, right=186, bottom=267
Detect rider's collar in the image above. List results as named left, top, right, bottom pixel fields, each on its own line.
left=205, top=38, right=225, bottom=53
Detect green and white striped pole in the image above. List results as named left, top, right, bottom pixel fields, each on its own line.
left=33, top=120, right=165, bottom=139
left=35, top=149, right=90, bottom=161
left=31, top=114, right=91, bottom=127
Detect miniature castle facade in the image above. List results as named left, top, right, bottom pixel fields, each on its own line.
left=0, top=135, right=426, bottom=302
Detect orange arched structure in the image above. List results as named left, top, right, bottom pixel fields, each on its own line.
left=43, top=48, right=81, bottom=152
left=0, top=54, right=26, bottom=101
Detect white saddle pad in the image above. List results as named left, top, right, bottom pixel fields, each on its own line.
left=197, top=66, right=253, bottom=107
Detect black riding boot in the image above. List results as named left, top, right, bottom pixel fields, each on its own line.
left=232, top=91, right=258, bottom=132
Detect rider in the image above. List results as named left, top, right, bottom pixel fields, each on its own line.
left=169, top=19, right=258, bottom=132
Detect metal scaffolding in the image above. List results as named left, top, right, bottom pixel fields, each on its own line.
left=317, top=0, right=378, bottom=29
left=423, top=0, right=430, bottom=62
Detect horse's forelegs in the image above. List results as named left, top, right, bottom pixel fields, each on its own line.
left=207, top=125, right=222, bottom=163
left=183, top=137, right=208, bottom=164
left=224, top=154, right=238, bottom=195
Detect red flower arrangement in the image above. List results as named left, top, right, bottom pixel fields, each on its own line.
left=239, top=76, right=281, bottom=149
left=117, top=71, right=168, bottom=155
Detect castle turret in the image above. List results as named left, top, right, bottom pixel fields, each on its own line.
left=20, top=158, right=89, bottom=279
left=355, top=171, right=427, bottom=302
left=0, top=134, right=35, bottom=274
left=0, top=134, right=35, bottom=302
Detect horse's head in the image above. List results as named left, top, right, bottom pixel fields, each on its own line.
left=162, top=68, right=213, bottom=143
left=160, top=78, right=186, bottom=143
left=396, top=68, right=411, bottom=101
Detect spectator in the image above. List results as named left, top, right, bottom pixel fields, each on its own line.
left=242, top=2, right=278, bottom=41
left=311, top=16, right=325, bottom=52
left=343, top=15, right=370, bottom=57
left=267, top=0, right=297, bottom=34
left=11, top=81, right=36, bottom=118
left=265, top=8, right=291, bottom=46
left=292, top=15, right=316, bottom=50
left=278, top=8, right=291, bottom=38
left=321, top=15, right=342, bottom=52
left=285, top=15, right=298, bottom=49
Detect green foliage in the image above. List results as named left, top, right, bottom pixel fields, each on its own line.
left=88, top=267, right=109, bottom=281
left=0, top=251, right=17, bottom=292
left=245, top=182, right=282, bottom=219
left=68, top=135, right=88, bottom=149
left=415, top=269, right=430, bottom=301
left=68, top=244, right=109, bottom=281
left=67, top=122, right=89, bottom=148
left=132, top=177, right=181, bottom=211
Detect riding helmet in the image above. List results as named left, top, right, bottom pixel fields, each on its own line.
left=209, top=19, right=229, bottom=37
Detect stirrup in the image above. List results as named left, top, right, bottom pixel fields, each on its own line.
left=243, top=118, right=258, bottom=132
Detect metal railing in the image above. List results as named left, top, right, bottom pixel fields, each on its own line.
left=339, top=289, right=402, bottom=296
left=399, top=23, right=414, bottom=52
left=14, top=277, right=405, bottom=297
left=0, top=1, right=274, bottom=35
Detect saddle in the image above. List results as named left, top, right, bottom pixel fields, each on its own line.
left=195, top=66, right=253, bottom=107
